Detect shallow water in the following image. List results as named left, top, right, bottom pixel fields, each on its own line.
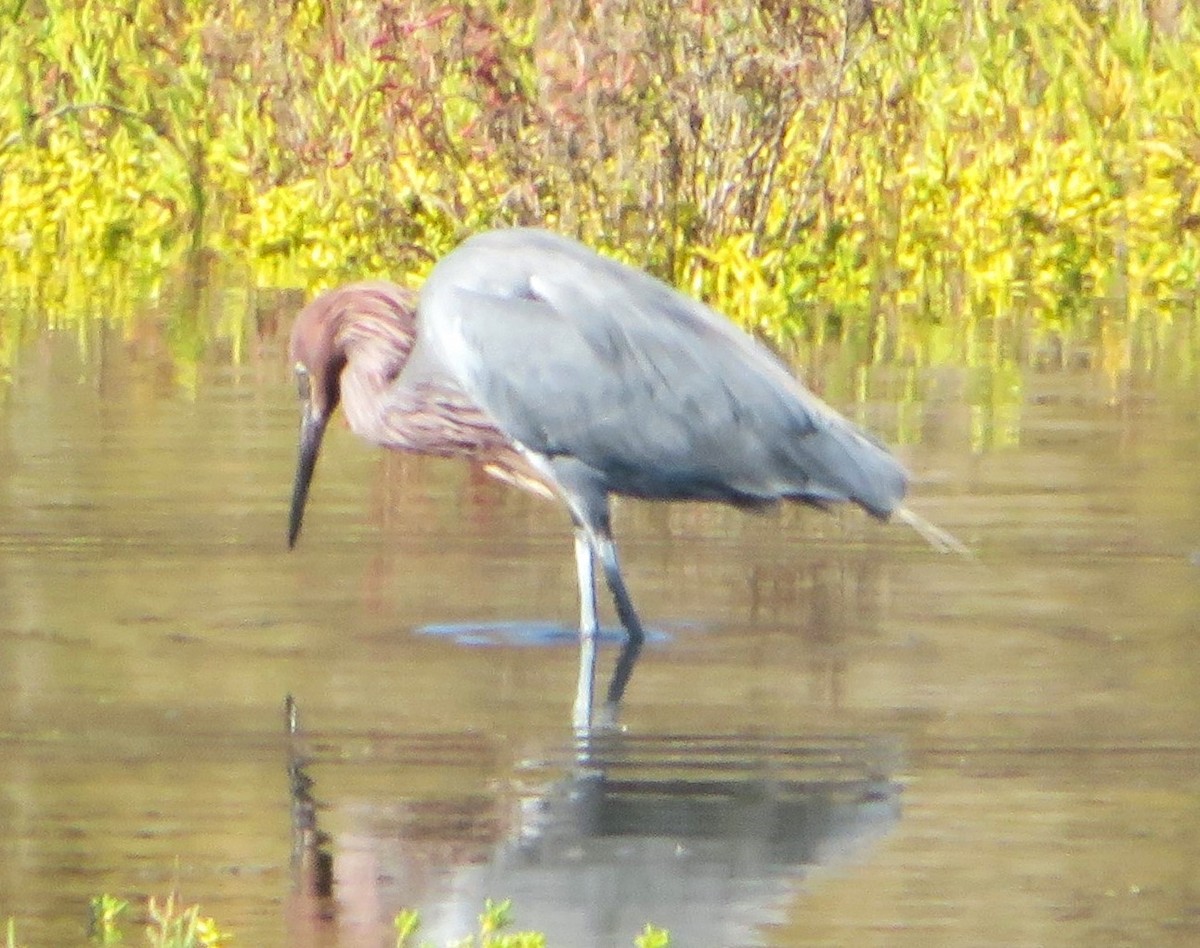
left=1, top=300, right=1199, bottom=946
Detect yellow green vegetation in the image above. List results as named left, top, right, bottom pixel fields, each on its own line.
left=1, top=893, right=228, bottom=948
left=395, top=898, right=669, bottom=948
left=3, top=895, right=668, bottom=947
left=93, top=893, right=229, bottom=947
left=1, top=0, right=1198, bottom=344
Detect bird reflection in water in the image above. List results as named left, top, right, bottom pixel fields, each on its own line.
left=284, top=700, right=900, bottom=946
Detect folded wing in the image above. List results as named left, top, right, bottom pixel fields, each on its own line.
left=416, top=229, right=908, bottom=518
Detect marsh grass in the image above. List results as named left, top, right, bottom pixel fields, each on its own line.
left=4, top=894, right=668, bottom=947
left=396, top=899, right=549, bottom=947
left=395, top=898, right=669, bottom=947
left=1, top=0, right=1198, bottom=372
left=82, top=892, right=231, bottom=947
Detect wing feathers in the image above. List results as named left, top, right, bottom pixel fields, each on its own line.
left=418, top=229, right=908, bottom=517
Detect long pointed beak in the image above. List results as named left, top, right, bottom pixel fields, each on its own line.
left=288, top=403, right=328, bottom=549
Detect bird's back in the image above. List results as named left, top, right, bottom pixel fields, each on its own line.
left=414, top=228, right=908, bottom=519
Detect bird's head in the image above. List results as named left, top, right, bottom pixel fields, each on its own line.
left=287, top=281, right=418, bottom=549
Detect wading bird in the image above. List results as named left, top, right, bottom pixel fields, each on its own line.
left=287, top=228, right=962, bottom=730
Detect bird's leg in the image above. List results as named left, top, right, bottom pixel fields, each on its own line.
left=572, top=527, right=599, bottom=733
left=593, top=533, right=646, bottom=727
left=555, top=481, right=642, bottom=730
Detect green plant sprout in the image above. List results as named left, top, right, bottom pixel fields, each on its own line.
left=393, top=898, right=669, bottom=947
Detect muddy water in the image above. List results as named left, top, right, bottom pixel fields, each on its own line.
left=1, top=307, right=1199, bottom=946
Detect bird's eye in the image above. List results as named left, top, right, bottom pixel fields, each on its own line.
left=294, top=364, right=311, bottom=401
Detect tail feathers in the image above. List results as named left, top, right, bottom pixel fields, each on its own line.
left=777, top=419, right=909, bottom=523
left=892, top=506, right=972, bottom=557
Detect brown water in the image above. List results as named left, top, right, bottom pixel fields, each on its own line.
left=1, top=300, right=1199, bottom=947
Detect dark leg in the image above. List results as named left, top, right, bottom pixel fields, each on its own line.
left=547, top=468, right=643, bottom=730
left=592, top=533, right=646, bottom=722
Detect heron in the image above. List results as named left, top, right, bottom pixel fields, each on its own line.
left=287, top=227, right=962, bottom=731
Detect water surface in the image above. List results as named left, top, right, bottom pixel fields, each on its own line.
left=1, top=297, right=1198, bottom=945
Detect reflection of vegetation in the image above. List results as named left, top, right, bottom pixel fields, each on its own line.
left=0, top=252, right=258, bottom=396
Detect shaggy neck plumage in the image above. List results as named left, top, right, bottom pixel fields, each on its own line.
left=326, top=287, right=417, bottom=445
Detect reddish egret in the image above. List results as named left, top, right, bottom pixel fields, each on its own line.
left=287, top=228, right=962, bottom=730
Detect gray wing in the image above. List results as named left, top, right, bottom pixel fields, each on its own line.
left=416, top=228, right=908, bottom=518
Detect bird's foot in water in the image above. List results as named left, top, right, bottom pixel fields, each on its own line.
left=571, top=700, right=625, bottom=742
left=593, top=700, right=625, bottom=732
